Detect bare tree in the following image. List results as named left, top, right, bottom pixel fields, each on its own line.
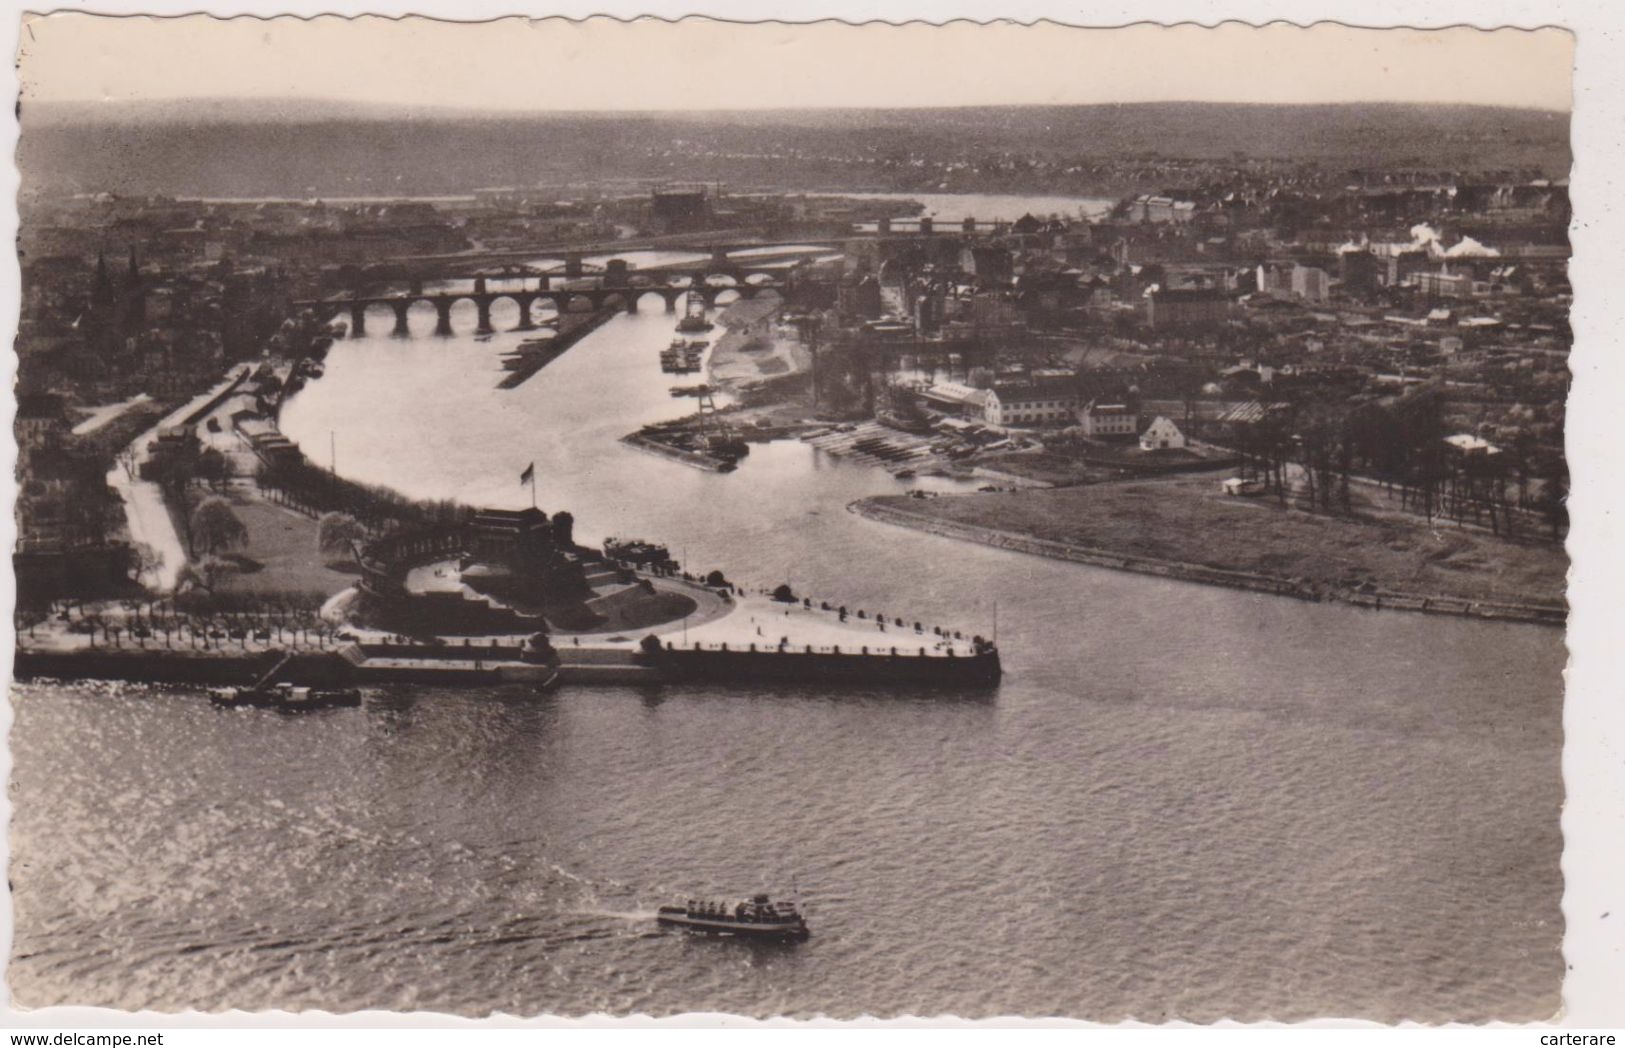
left=196, top=447, right=231, bottom=493
left=130, top=541, right=166, bottom=589
left=317, top=511, right=367, bottom=566
left=190, top=496, right=248, bottom=557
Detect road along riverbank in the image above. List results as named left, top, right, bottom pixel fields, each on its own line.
left=852, top=494, right=1566, bottom=627
left=108, top=366, right=253, bottom=592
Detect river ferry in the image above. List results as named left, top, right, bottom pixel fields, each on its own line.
left=657, top=894, right=810, bottom=940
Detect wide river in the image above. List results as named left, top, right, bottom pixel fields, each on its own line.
left=10, top=234, right=1565, bottom=1020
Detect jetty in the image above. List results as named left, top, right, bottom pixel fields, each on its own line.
left=496, top=309, right=616, bottom=390
left=621, top=430, right=740, bottom=472
left=15, top=635, right=999, bottom=692
left=15, top=585, right=1001, bottom=695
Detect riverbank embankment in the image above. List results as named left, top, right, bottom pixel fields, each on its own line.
left=15, top=638, right=999, bottom=691
left=705, top=296, right=807, bottom=394
left=617, top=296, right=819, bottom=469
left=852, top=488, right=1567, bottom=627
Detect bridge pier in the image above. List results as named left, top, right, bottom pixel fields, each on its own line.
left=624, top=294, right=639, bottom=315
left=877, top=218, right=891, bottom=235
left=434, top=298, right=454, bottom=337
left=475, top=297, right=494, bottom=335
left=665, top=292, right=679, bottom=313
left=391, top=301, right=411, bottom=337
left=349, top=302, right=367, bottom=338
left=962, top=217, right=976, bottom=234
left=514, top=297, right=534, bottom=331
left=564, top=252, right=584, bottom=279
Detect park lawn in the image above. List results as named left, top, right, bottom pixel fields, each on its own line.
left=580, top=586, right=698, bottom=632
left=972, top=451, right=1116, bottom=486
left=875, top=472, right=1568, bottom=607
left=188, top=486, right=359, bottom=598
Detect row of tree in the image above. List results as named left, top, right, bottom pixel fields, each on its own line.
left=1232, top=386, right=1568, bottom=539
left=28, top=589, right=335, bottom=649
left=255, top=457, right=471, bottom=533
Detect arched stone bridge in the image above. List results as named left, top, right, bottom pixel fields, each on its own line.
left=303, top=269, right=786, bottom=337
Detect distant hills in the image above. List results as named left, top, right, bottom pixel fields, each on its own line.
left=18, top=100, right=1571, bottom=199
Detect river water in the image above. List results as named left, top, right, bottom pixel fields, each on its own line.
left=843, top=191, right=1117, bottom=226
left=9, top=271, right=1565, bottom=1020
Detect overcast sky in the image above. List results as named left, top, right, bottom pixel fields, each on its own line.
left=18, top=15, right=1574, bottom=113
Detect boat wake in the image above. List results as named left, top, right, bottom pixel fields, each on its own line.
left=574, top=907, right=663, bottom=923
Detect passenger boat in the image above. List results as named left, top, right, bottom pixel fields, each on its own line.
left=209, top=683, right=362, bottom=711
left=657, top=894, right=809, bottom=940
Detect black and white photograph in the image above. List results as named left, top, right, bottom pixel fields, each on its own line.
left=4, top=6, right=1620, bottom=1030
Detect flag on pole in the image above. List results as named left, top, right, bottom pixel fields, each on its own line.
left=520, top=462, right=535, bottom=485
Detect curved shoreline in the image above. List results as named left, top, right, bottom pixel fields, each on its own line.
left=850, top=498, right=1566, bottom=628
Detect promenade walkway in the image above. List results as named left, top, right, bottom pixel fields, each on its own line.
left=310, top=578, right=977, bottom=657
left=682, top=593, right=979, bottom=656
left=108, top=368, right=248, bottom=592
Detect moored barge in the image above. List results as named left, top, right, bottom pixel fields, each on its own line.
left=209, top=682, right=362, bottom=711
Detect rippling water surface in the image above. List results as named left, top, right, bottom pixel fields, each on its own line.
left=10, top=299, right=1566, bottom=1019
